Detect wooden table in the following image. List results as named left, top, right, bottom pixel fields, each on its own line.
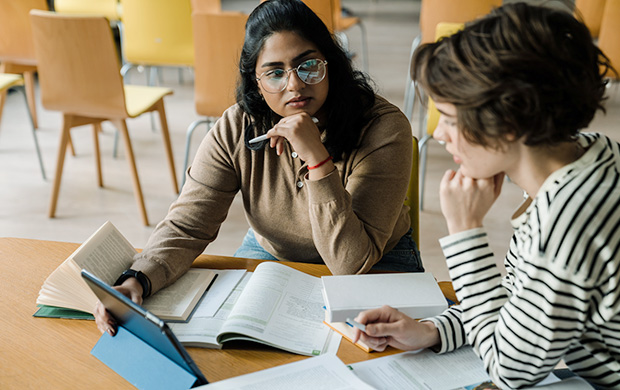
left=0, top=237, right=455, bottom=388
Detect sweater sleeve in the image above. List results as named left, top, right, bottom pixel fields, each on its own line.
left=131, top=107, right=241, bottom=294
left=305, top=104, right=413, bottom=274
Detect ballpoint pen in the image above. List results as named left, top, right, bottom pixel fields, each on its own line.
left=249, top=117, right=319, bottom=144
left=346, top=318, right=366, bottom=332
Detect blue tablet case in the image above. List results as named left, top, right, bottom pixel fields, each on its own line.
left=92, top=326, right=199, bottom=390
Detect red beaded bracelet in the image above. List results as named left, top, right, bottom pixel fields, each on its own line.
left=308, top=155, right=333, bottom=170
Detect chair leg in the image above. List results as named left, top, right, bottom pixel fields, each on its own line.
left=49, top=114, right=73, bottom=218
left=147, top=67, right=158, bottom=132
left=17, top=86, right=46, bottom=180
left=418, top=132, right=431, bottom=211
left=111, top=119, right=149, bottom=226
left=92, top=122, right=103, bottom=187
left=23, top=71, right=38, bottom=129
left=182, top=118, right=211, bottom=188
left=357, top=21, right=369, bottom=73
left=0, top=89, right=6, bottom=127
left=154, top=100, right=179, bottom=194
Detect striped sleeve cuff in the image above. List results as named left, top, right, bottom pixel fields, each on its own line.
left=422, top=305, right=467, bottom=354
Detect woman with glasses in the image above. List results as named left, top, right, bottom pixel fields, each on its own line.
left=95, top=0, right=422, bottom=335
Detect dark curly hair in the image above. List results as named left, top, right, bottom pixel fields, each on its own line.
left=411, top=2, right=615, bottom=148
left=236, top=0, right=375, bottom=161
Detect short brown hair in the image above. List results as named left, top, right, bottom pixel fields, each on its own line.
left=412, top=2, right=615, bottom=147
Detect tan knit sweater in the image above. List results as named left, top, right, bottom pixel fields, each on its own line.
left=132, top=96, right=413, bottom=294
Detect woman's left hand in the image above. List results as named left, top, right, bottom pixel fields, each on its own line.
left=266, top=113, right=329, bottom=167
left=439, top=169, right=504, bottom=235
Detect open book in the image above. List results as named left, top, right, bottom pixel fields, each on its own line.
left=36, top=221, right=216, bottom=322
left=169, top=261, right=338, bottom=356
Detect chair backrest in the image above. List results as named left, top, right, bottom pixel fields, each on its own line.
left=425, top=23, right=464, bottom=135
left=419, top=0, right=500, bottom=43
left=405, top=137, right=420, bottom=244
left=192, top=11, right=247, bottom=117
left=574, top=0, right=606, bottom=38
left=305, top=0, right=335, bottom=31
left=191, top=0, right=221, bottom=14
left=121, top=0, right=194, bottom=67
left=0, top=0, right=48, bottom=65
left=54, top=0, right=121, bottom=22
left=598, top=0, right=620, bottom=79
left=29, top=10, right=128, bottom=118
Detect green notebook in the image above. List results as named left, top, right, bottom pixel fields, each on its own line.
left=33, top=305, right=94, bottom=320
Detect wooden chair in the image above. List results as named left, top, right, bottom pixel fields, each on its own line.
left=418, top=22, right=463, bottom=210
left=0, top=73, right=46, bottom=179
left=190, top=0, right=221, bottom=14
left=331, top=0, right=368, bottom=72
left=574, top=0, right=607, bottom=38
left=598, top=0, right=620, bottom=80
left=0, top=0, right=48, bottom=130
left=182, top=11, right=247, bottom=188
left=29, top=10, right=179, bottom=226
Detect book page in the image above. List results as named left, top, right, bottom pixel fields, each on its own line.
left=193, top=354, right=376, bottom=389
left=217, top=262, right=333, bottom=356
left=142, top=268, right=216, bottom=321
left=170, top=272, right=251, bottom=348
left=72, top=221, right=137, bottom=285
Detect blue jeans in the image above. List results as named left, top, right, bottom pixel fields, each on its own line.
left=234, top=228, right=424, bottom=273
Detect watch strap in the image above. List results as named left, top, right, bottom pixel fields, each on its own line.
left=114, top=269, right=152, bottom=299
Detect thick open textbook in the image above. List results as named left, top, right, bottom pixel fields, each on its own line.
left=35, top=221, right=216, bottom=321
left=321, top=272, right=448, bottom=323
left=169, top=261, right=339, bottom=356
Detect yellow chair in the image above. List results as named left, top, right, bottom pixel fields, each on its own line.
left=403, top=0, right=500, bottom=123
left=405, top=137, right=420, bottom=244
left=53, top=0, right=121, bottom=22
left=0, top=0, right=49, bottom=130
left=418, top=22, right=463, bottom=210
left=182, top=11, right=247, bottom=188
left=574, top=0, right=606, bottom=38
left=119, top=0, right=195, bottom=82
left=30, top=10, right=179, bottom=226
left=0, top=73, right=46, bottom=179
left=598, top=0, right=620, bottom=80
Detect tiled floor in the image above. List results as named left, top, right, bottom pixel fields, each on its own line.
left=1, top=0, right=618, bottom=283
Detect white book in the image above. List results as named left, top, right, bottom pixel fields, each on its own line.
left=36, top=221, right=216, bottom=322
left=321, top=272, right=448, bottom=323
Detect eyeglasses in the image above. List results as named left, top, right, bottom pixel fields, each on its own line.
left=256, top=58, right=328, bottom=94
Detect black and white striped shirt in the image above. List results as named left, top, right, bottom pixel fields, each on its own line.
left=427, top=133, right=620, bottom=389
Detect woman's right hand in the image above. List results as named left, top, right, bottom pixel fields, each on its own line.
left=94, top=277, right=143, bottom=336
left=351, top=305, right=440, bottom=352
